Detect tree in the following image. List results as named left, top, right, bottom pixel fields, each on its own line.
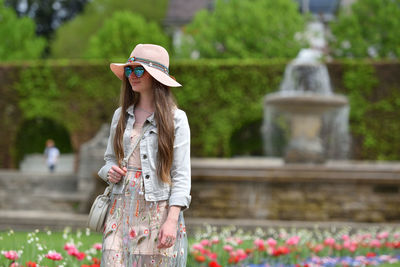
left=178, top=0, right=307, bottom=59
left=50, top=0, right=168, bottom=59
left=85, top=11, right=169, bottom=59
left=329, top=0, right=400, bottom=59
left=0, top=0, right=46, bottom=61
left=5, top=0, right=88, bottom=39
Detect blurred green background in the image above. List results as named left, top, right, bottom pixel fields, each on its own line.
left=0, top=0, right=399, bottom=168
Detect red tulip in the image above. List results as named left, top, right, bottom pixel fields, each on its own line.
left=209, top=261, right=222, bottom=267
left=25, top=261, right=37, bottom=267
left=92, top=257, right=101, bottom=264
left=76, top=252, right=86, bottom=261
left=273, top=246, right=290, bottom=256
left=195, top=255, right=206, bottom=262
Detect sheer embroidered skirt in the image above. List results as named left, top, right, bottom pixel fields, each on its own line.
left=100, top=166, right=187, bottom=267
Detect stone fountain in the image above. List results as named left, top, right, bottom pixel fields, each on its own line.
left=262, top=49, right=350, bottom=163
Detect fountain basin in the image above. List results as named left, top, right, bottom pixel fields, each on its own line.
left=264, top=93, right=348, bottom=114
left=264, top=93, right=348, bottom=163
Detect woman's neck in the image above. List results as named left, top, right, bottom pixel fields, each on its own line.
left=136, top=92, right=155, bottom=113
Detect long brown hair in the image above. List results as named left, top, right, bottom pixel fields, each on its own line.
left=113, top=77, right=176, bottom=184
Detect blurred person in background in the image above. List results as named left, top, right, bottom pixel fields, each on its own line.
left=44, top=139, right=60, bottom=173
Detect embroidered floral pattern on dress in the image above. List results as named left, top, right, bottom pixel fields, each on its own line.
left=100, top=122, right=187, bottom=267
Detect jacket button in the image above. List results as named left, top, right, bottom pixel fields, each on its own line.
left=145, top=175, right=150, bottom=179
left=143, top=154, right=147, bottom=159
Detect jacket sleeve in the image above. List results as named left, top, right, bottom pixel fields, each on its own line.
left=97, top=107, right=122, bottom=185
left=169, top=110, right=192, bottom=212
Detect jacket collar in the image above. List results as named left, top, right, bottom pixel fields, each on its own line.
left=126, top=104, right=157, bottom=127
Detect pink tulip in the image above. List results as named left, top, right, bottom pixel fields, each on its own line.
left=223, top=245, right=234, bottom=252
left=286, top=236, right=300, bottom=246
left=45, top=251, right=63, bottom=261
left=211, top=238, right=219, bottom=244
left=93, top=243, right=102, bottom=250
left=236, top=249, right=247, bottom=260
left=266, top=238, right=277, bottom=247
left=192, top=243, right=204, bottom=251
left=324, top=237, right=335, bottom=246
left=313, top=244, right=324, bottom=253
left=363, top=233, right=372, bottom=240
left=343, top=240, right=351, bottom=249
left=342, top=234, right=350, bottom=241
left=63, top=243, right=76, bottom=251
left=254, top=239, right=264, bottom=248
left=394, top=233, right=400, bottom=239
left=377, top=231, right=389, bottom=240
left=3, top=250, right=19, bottom=261
left=349, top=244, right=357, bottom=253
left=67, top=246, right=79, bottom=256
left=200, top=239, right=210, bottom=247
left=208, top=252, right=217, bottom=260
left=236, top=238, right=243, bottom=245
left=370, top=239, right=382, bottom=248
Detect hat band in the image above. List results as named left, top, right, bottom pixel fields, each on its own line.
left=127, top=57, right=169, bottom=74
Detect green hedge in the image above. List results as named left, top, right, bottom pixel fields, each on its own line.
left=0, top=59, right=399, bottom=168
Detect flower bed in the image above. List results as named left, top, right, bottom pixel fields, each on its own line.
left=1, top=225, right=400, bottom=267
left=188, top=225, right=400, bottom=267
left=1, top=227, right=102, bottom=267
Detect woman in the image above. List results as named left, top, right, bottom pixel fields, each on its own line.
left=97, top=44, right=191, bottom=266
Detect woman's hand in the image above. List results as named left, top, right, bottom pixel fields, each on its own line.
left=157, top=218, right=178, bottom=249
left=107, top=165, right=127, bottom=183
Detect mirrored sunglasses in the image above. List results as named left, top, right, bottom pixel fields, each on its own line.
left=124, top=66, right=145, bottom=78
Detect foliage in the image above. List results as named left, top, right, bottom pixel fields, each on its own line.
left=1, top=59, right=400, bottom=167
left=5, top=0, right=88, bottom=39
left=172, top=59, right=286, bottom=156
left=11, top=59, right=120, bottom=164
left=178, top=0, right=307, bottom=59
left=50, top=0, right=168, bottom=59
left=329, top=0, right=400, bottom=59
left=85, top=11, right=170, bottom=59
left=0, top=0, right=46, bottom=61
left=339, top=61, right=400, bottom=160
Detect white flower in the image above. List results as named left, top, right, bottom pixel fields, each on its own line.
left=341, top=40, right=351, bottom=49
left=367, top=46, right=378, bottom=58
left=190, top=50, right=200, bottom=59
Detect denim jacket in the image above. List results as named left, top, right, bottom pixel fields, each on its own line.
left=97, top=104, right=192, bottom=211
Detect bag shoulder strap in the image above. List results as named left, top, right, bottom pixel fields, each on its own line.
left=106, top=122, right=151, bottom=194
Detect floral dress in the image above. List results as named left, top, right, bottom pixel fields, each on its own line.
left=100, top=120, right=188, bottom=267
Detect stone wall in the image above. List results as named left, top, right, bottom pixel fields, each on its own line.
left=185, top=158, right=400, bottom=222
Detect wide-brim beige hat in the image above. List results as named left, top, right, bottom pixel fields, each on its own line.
left=110, top=44, right=182, bottom=87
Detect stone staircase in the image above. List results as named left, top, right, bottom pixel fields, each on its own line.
left=0, top=169, right=89, bottom=230
left=19, top=153, right=75, bottom=174
left=0, top=126, right=112, bottom=231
